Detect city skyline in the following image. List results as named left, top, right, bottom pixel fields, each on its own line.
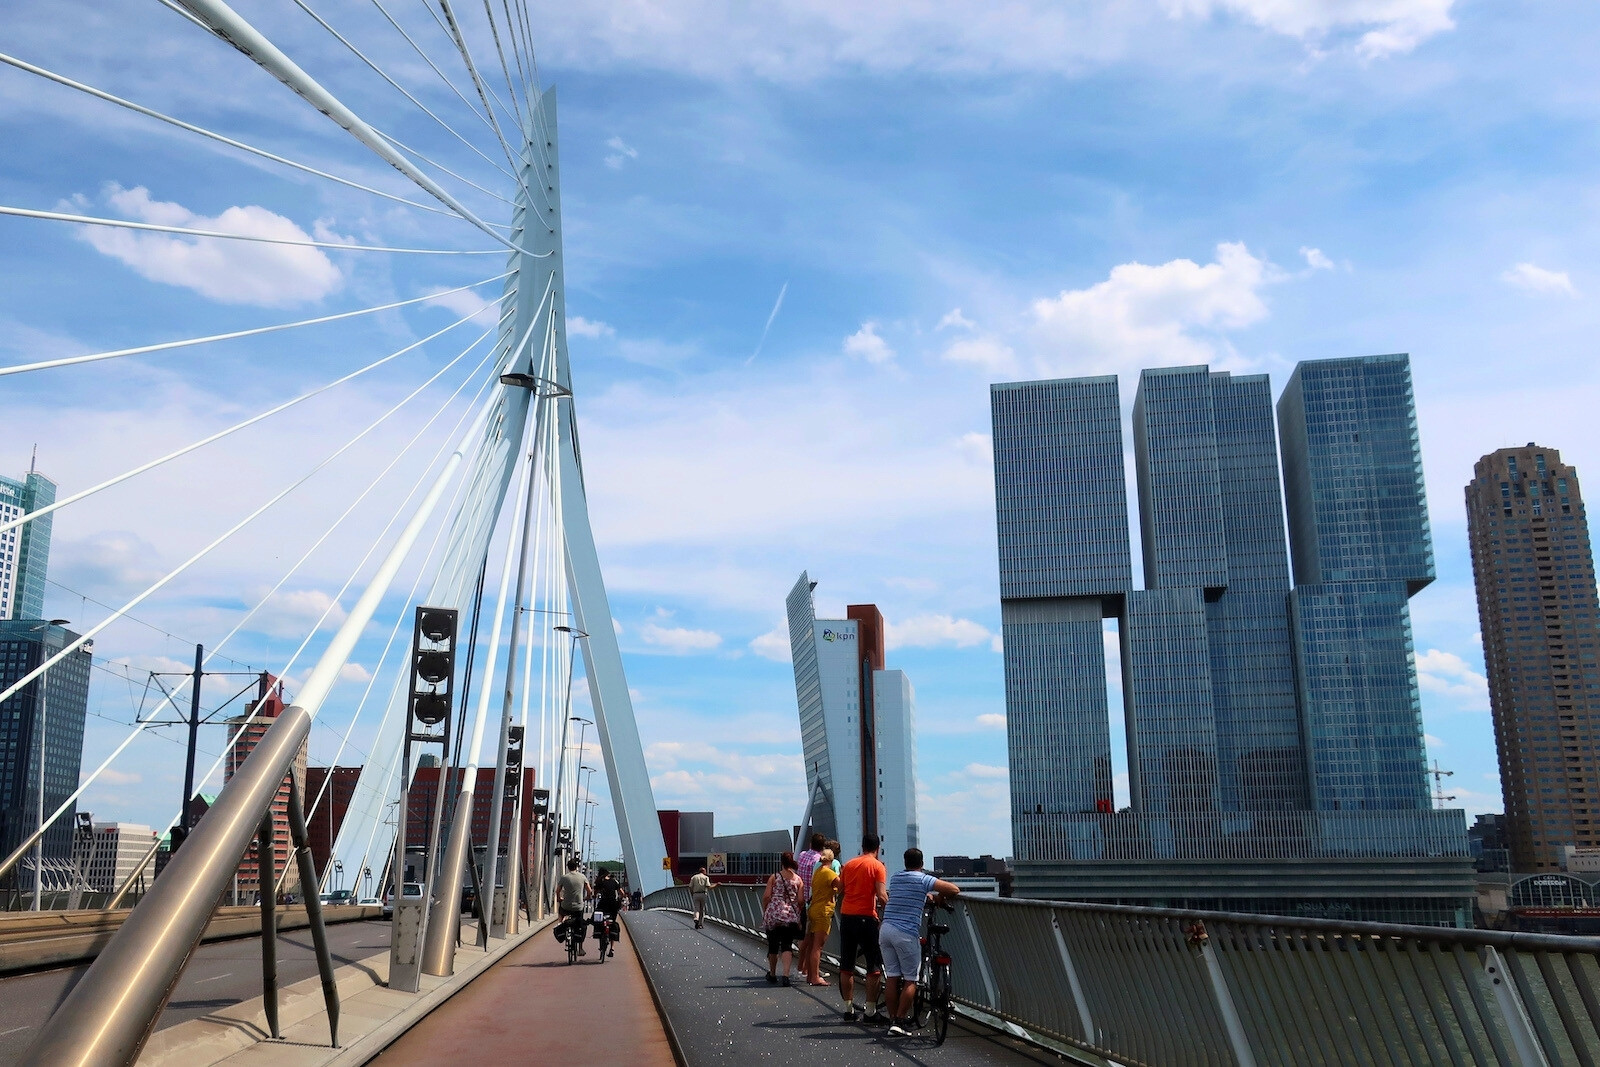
left=2, top=1, right=1596, bottom=861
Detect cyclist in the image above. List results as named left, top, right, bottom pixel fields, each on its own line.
left=593, top=869, right=624, bottom=957
left=555, top=858, right=592, bottom=955
left=878, top=848, right=961, bottom=1036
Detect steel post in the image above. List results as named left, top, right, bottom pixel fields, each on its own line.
left=259, top=816, right=279, bottom=1040
left=183, top=643, right=202, bottom=831
left=287, top=778, right=340, bottom=1046
left=421, top=784, right=475, bottom=975
left=21, top=704, right=312, bottom=1065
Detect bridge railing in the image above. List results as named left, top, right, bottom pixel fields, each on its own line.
left=643, top=884, right=1600, bottom=1066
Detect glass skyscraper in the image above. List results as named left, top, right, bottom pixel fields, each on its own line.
left=0, top=621, right=91, bottom=887
left=0, top=468, right=56, bottom=621
left=992, top=356, right=1472, bottom=925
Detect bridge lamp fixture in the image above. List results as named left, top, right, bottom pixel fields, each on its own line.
left=499, top=372, right=572, bottom=397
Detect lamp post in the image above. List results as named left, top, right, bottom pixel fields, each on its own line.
left=576, top=764, right=596, bottom=858
left=29, top=619, right=69, bottom=911
left=582, top=798, right=599, bottom=870
left=333, top=860, right=344, bottom=895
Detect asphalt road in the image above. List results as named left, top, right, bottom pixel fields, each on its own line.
left=626, top=909, right=1068, bottom=1066
left=0, top=919, right=390, bottom=1065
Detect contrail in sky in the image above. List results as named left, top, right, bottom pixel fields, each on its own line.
left=746, top=281, right=788, bottom=364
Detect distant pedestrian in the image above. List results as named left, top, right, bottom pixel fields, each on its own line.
left=801, top=847, right=838, bottom=986
left=879, top=848, right=961, bottom=1036
left=689, top=866, right=715, bottom=928
left=836, top=833, right=889, bottom=1024
left=762, top=851, right=805, bottom=987
left=825, top=840, right=842, bottom=875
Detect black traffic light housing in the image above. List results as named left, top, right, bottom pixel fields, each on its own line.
left=407, top=607, right=458, bottom=729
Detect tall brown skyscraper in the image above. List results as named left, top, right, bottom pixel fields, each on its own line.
left=1466, top=444, right=1600, bottom=871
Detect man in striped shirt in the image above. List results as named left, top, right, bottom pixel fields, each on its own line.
left=878, top=848, right=961, bottom=1036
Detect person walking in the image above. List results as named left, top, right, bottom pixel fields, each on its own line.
left=836, top=833, right=889, bottom=1024
left=794, top=832, right=824, bottom=947
left=801, top=847, right=838, bottom=986
left=761, top=852, right=805, bottom=986
left=879, top=848, right=962, bottom=1036
left=689, top=865, right=715, bottom=928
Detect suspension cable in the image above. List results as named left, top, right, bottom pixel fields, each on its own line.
left=0, top=52, right=484, bottom=225
left=0, top=271, right=509, bottom=377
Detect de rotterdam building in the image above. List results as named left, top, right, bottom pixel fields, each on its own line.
left=991, top=355, right=1473, bottom=925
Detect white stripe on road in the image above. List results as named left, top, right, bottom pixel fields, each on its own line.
left=194, top=972, right=234, bottom=984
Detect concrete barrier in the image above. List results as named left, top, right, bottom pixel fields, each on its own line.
left=0, top=905, right=381, bottom=974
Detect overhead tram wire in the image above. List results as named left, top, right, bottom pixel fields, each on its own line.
left=285, top=0, right=523, bottom=191
left=0, top=206, right=500, bottom=255
left=0, top=297, right=507, bottom=540
left=0, top=53, right=493, bottom=226
left=0, top=327, right=510, bottom=883
left=43, top=578, right=258, bottom=671
left=0, top=272, right=510, bottom=377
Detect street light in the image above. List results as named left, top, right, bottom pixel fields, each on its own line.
left=28, top=619, right=69, bottom=911
left=333, top=860, right=344, bottom=894
left=499, top=372, right=572, bottom=397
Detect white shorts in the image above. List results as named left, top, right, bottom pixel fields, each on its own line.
left=879, top=923, right=921, bottom=980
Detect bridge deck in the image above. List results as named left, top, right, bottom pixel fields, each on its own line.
left=625, top=909, right=1067, bottom=1066
left=370, top=918, right=675, bottom=1065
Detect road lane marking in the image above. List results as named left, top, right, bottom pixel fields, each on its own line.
left=1, top=1026, right=32, bottom=1036
left=195, top=972, right=234, bottom=984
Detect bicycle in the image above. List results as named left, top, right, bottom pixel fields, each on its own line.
left=562, top=911, right=585, bottom=965
left=912, top=899, right=954, bottom=1045
left=592, top=910, right=613, bottom=963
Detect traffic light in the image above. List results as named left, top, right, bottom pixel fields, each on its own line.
left=407, top=607, right=458, bottom=729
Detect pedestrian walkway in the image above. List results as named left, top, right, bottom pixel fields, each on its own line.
left=625, top=908, right=1067, bottom=1065
left=371, top=918, right=676, bottom=1065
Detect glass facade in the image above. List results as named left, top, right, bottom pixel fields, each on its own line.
left=0, top=622, right=90, bottom=873
left=0, top=471, right=55, bottom=621
left=786, top=572, right=839, bottom=843
left=991, top=377, right=1132, bottom=600
left=994, top=356, right=1469, bottom=911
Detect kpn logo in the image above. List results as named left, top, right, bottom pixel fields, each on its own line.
left=821, top=628, right=857, bottom=643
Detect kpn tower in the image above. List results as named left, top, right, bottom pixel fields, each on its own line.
left=786, top=573, right=917, bottom=864
left=991, top=355, right=1473, bottom=925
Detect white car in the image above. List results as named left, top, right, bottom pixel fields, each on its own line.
left=381, top=882, right=424, bottom=918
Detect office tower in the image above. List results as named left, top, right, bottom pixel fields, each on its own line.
left=991, top=378, right=1128, bottom=857
left=224, top=678, right=307, bottom=901
left=0, top=465, right=55, bottom=621
left=84, top=822, right=157, bottom=893
left=1466, top=445, right=1600, bottom=871
left=0, top=620, right=90, bottom=887
left=786, top=574, right=919, bottom=858
left=305, top=765, right=362, bottom=881
left=991, top=356, right=1471, bottom=925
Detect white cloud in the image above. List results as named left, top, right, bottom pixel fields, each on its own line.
left=1424, top=733, right=1445, bottom=749
left=605, top=135, right=639, bottom=169
left=750, top=625, right=791, bottom=662
left=1029, top=241, right=1279, bottom=377
left=942, top=335, right=1017, bottom=373
left=843, top=321, right=894, bottom=364
left=1301, top=246, right=1335, bottom=270
left=963, top=762, right=1008, bottom=779
left=55, top=531, right=166, bottom=596
left=249, top=588, right=349, bottom=639
left=885, top=613, right=993, bottom=650
left=338, top=662, right=373, bottom=684
left=1160, top=0, right=1456, bottom=57
left=75, top=184, right=342, bottom=307
left=937, top=308, right=975, bottom=331
left=638, top=621, right=723, bottom=653
left=1501, top=263, right=1577, bottom=297
left=569, top=316, right=617, bottom=338
left=99, top=768, right=143, bottom=786
left=1415, top=648, right=1489, bottom=711
left=424, top=287, right=499, bottom=324
left=975, top=713, right=1006, bottom=729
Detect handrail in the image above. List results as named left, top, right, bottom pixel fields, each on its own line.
left=643, top=883, right=1600, bottom=1065
left=21, top=705, right=315, bottom=1066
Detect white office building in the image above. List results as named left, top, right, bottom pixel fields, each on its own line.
left=786, top=572, right=918, bottom=863
left=85, top=822, right=156, bottom=893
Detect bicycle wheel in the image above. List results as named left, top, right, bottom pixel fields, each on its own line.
left=911, top=956, right=930, bottom=1028
left=930, top=962, right=951, bottom=1046
left=567, top=923, right=580, bottom=965
left=597, top=928, right=609, bottom=963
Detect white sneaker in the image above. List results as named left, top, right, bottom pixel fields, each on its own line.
left=888, top=1024, right=908, bottom=1037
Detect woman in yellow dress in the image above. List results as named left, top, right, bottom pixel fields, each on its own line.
left=802, top=848, right=839, bottom=986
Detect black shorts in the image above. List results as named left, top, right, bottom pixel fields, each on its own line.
left=838, top=914, right=882, bottom=974
left=765, top=922, right=801, bottom=955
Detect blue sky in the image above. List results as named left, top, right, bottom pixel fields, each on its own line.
left=2, top=0, right=1598, bottom=862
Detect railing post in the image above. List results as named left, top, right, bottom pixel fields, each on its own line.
left=259, top=816, right=279, bottom=1040
left=1482, top=946, right=1552, bottom=1067
left=1050, top=910, right=1095, bottom=1043
left=957, top=900, right=1000, bottom=1009
left=1191, top=922, right=1256, bottom=1067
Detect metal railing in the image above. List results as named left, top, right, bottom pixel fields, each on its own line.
left=643, top=884, right=1600, bottom=1066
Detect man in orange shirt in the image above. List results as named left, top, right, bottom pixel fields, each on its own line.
left=835, top=833, right=889, bottom=1024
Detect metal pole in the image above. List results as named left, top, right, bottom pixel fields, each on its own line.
left=183, top=644, right=202, bottom=831
left=22, top=704, right=313, bottom=1065
left=485, top=413, right=546, bottom=938
left=258, top=815, right=279, bottom=1040
left=389, top=720, right=420, bottom=993
left=287, top=779, right=340, bottom=1047
left=34, top=669, right=47, bottom=911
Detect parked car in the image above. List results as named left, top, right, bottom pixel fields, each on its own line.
left=382, top=882, right=424, bottom=918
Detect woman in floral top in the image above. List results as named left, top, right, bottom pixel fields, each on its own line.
left=762, top=851, right=805, bottom=986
